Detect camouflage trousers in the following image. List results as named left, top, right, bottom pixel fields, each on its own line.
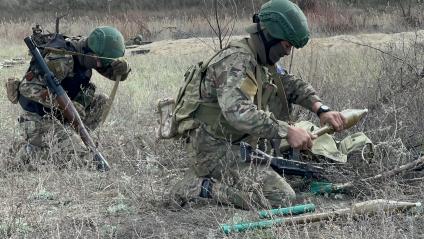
left=174, top=126, right=295, bottom=210
left=13, top=93, right=108, bottom=166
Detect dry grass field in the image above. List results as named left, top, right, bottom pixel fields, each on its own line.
left=0, top=2, right=423, bottom=238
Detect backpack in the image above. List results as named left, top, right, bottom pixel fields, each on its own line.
left=156, top=39, right=276, bottom=140
left=156, top=55, right=218, bottom=139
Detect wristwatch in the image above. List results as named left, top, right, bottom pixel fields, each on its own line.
left=316, top=105, right=331, bottom=117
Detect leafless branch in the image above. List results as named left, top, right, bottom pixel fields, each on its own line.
left=340, top=38, right=419, bottom=76
left=55, top=12, right=69, bottom=34
left=200, top=0, right=238, bottom=51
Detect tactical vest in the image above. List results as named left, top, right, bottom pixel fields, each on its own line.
left=18, top=34, right=92, bottom=116
left=173, top=39, right=290, bottom=143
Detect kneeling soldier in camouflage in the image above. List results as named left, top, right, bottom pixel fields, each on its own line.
left=8, top=26, right=131, bottom=166
left=170, top=0, right=347, bottom=209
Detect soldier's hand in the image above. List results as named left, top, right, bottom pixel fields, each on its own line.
left=319, top=111, right=346, bottom=132
left=287, top=126, right=316, bottom=150
left=111, top=58, right=131, bottom=77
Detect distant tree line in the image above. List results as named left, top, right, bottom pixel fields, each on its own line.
left=0, top=0, right=421, bottom=23
left=1, top=0, right=420, bottom=18
left=0, top=0, right=265, bottom=17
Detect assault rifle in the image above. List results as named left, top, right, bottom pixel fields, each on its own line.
left=240, top=142, right=324, bottom=179
left=24, top=36, right=110, bottom=171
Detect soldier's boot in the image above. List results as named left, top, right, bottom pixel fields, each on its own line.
left=15, top=143, right=39, bottom=163
left=11, top=143, right=43, bottom=170
left=170, top=176, right=279, bottom=210
left=169, top=172, right=211, bottom=208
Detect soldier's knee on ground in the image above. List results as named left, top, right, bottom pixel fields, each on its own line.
left=261, top=170, right=296, bottom=207
left=171, top=172, right=292, bottom=210
left=211, top=180, right=269, bottom=210
left=170, top=171, right=205, bottom=207
left=14, top=143, right=43, bottom=164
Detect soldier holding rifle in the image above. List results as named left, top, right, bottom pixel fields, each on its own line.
left=8, top=26, right=131, bottom=170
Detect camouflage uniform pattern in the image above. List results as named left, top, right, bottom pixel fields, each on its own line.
left=173, top=39, right=321, bottom=209
left=14, top=36, right=115, bottom=164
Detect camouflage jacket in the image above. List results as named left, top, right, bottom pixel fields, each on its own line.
left=193, top=38, right=321, bottom=141
left=18, top=35, right=119, bottom=115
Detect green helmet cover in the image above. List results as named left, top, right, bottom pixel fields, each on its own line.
left=87, top=26, right=125, bottom=65
left=259, top=0, right=310, bottom=48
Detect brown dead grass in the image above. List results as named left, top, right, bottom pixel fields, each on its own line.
left=0, top=28, right=423, bottom=238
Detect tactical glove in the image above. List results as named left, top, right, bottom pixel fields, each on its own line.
left=111, top=58, right=131, bottom=80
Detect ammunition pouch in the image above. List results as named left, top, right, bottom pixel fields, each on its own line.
left=194, top=102, right=248, bottom=142
left=18, top=95, right=50, bottom=116
left=5, top=77, right=21, bottom=104
left=156, top=98, right=177, bottom=139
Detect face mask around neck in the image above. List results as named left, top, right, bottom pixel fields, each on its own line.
left=267, top=42, right=286, bottom=65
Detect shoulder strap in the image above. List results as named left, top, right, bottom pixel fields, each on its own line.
left=274, top=73, right=291, bottom=121
left=200, top=44, right=233, bottom=72
left=229, top=39, right=264, bottom=110
left=255, top=67, right=263, bottom=111
left=228, top=39, right=254, bottom=55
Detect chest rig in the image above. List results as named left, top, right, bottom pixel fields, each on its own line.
left=18, top=34, right=92, bottom=116
left=172, top=39, right=291, bottom=144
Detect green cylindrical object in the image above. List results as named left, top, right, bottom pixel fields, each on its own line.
left=220, top=199, right=422, bottom=235
left=258, top=203, right=316, bottom=218
left=310, top=181, right=334, bottom=194
left=310, top=181, right=353, bottom=194
left=220, top=218, right=284, bottom=234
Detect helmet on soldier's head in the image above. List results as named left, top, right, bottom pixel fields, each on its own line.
left=259, top=0, right=310, bottom=48
left=87, top=26, right=125, bottom=65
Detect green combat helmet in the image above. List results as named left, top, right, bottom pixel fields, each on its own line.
left=259, top=0, right=310, bottom=48
left=87, top=26, right=125, bottom=66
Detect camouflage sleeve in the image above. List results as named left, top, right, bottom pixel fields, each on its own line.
left=19, top=53, right=74, bottom=108
left=210, top=52, right=289, bottom=139
left=271, top=66, right=321, bottom=111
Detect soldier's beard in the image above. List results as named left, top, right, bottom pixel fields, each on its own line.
left=248, top=33, right=285, bottom=66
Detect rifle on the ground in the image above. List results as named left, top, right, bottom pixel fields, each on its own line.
left=24, top=36, right=110, bottom=171
left=240, top=142, right=324, bottom=178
